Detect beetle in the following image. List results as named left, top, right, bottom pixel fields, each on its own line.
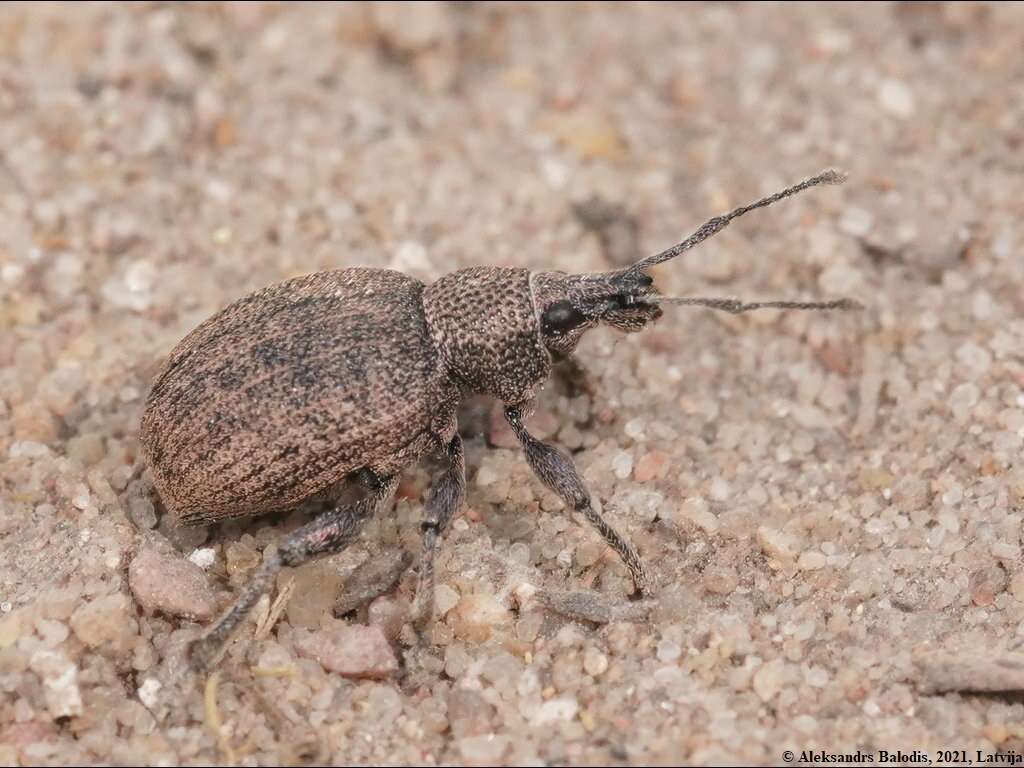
left=139, top=169, right=859, bottom=668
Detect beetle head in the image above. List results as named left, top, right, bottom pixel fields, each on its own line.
left=534, top=270, right=663, bottom=355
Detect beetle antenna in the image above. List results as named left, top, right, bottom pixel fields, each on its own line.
left=627, top=169, right=846, bottom=275
left=651, top=296, right=863, bottom=314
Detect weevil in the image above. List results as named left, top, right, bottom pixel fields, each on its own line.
left=140, top=169, right=860, bottom=668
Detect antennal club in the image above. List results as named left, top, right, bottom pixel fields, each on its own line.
left=628, top=168, right=846, bottom=274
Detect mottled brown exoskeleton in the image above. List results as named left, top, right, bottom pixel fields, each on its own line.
left=140, top=170, right=859, bottom=668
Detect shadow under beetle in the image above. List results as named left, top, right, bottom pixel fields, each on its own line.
left=140, top=169, right=860, bottom=668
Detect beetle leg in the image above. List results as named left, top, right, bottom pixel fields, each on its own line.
left=505, top=406, right=649, bottom=595
left=412, top=435, right=466, bottom=632
left=190, top=473, right=397, bottom=670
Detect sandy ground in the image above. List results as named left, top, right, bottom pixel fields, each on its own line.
left=2, top=2, right=1024, bottom=765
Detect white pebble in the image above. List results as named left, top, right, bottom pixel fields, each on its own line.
left=757, top=526, right=799, bottom=561
left=583, top=648, right=608, bottom=676
left=9, top=441, right=50, bottom=458
left=793, top=620, right=816, bottom=642
left=794, top=714, right=818, bottom=734
left=540, top=157, right=569, bottom=189
left=992, top=542, right=1020, bottom=561
left=753, top=658, right=786, bottom=702
left=948, top=383, right=980, bottom=419
left=434, top=584, right=460, bottom=617
left=71, top=484, right=92, bottom=511
left=458, top=734, right=510, bottom=765
left=187, top=548, right=216, bottom=570
left=656, top=639, right=681, bottom=662
left=865, top=517, right=891, bottom=535
left=205, top=179, right=233, bottom=203
left=509, top=542, right=531, bottom=565
left=817, top=28, right=851, bottom=53
left=956, top=341, right=992, bottom=377
left=475, top=465, right=498, bottom=487
left=941, top=485, right=963, bottom=506
left=709, top=477, right=731, bottom=502
left=839, top=206, right=874, bottom=238
left=624, top=418, right=646, bottom=441
left=676, top=496, right=719, bottom=534
left=804, top=665, right=829, bottom=687
left=29, top=650, right=82, bottom=718
left=137, top=678, right=163, bottom=710
left=819, top=262, right=863, bottom=295
left=992, top=227, right=1015, bottom=260
left=972, top=291, right=996, bottom=320
left=611, top=451, right=633, bottom=480
left=937, top=509, right=960, bottom=534
left=556, top=548, right=573, bottom=568
left=798, top=551, right=827, bottom=570
left=531, top=696, right=578, bottom=726
left=877, top=78, right=915, bottom=119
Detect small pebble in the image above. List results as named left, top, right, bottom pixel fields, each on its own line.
left=448, top=689, right=495, bottom=738
left=634, top=450, right=667, bottom=482
left=757, top=527, right=799, bottom=562
left=656, top=639, right=681, bottom=662
left=137, top=678, right=162, bottom=710
left=434, top=584, right=460, bottom=617
left=129, top=497, right=157, bottom=529
left=941, top=485, right=963, bottom=507
left=368, top=596, right=408, bottom=641
left=9, top=441, right=50, bottom=458
left=753, top=659, right=787, bottom=702
left=877, top=78, right=915, bottom=118
left=457, top=734, right=509, bottom=766
left=293, top=624, right=398, bottom=679
left=611, top=451, right=634, bottom=480
left=187, top=547, right=216, bottom=569
left=703, top=565, right=740, bottom=595
left=583, top=648, right=609, bottom=676
left=450, top=594, right=513, bottom=643
left=676, top=496, right=719, bottom=534
left=839, top=206, right=874, bottom=238
left=709, top=477, right=731, bottom=502
left=286, top=559, right=346, bottom=629
left=225, top=540, right=261, bottom=577
left=129, top=539, right=219, bottom=621
left=531, top=696, right=579, bottom=726
left=29, top=650, right=83, bottom=718
left=798, top=551, right=827, bottom=571
left=70, top=594, right=136, bottom=649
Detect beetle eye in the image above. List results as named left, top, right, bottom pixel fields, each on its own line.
left=541, top=300, right=587, bottom=336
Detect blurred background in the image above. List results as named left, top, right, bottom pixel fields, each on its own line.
left=2, top=3, right=1024, bottom=766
